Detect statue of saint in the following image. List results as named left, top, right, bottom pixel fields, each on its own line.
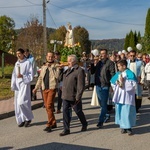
left=64, top=22, right=74, bottom=47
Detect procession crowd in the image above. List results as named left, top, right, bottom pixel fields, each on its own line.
left=11, top=48, right=150, bottom=136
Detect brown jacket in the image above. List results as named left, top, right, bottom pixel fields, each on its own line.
left=62, top=64, right=85, bottom=101
left=35, top=63, right=60, bottom=90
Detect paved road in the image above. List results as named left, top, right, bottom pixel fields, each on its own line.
left=0, top=90, right=150, bottom=150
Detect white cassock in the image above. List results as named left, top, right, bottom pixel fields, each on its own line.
left=11, top=58, right=34, bottom=125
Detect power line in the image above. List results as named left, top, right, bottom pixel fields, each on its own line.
left=47, top=7, right=57, bottom=28
left=0, top=4, right=41, bottom=9
left=25, top=0, right=42, bottom=5
left=49, top=2, right=144, bottom=26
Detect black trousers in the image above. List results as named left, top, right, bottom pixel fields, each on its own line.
left=135, top=97, right=142, bottom=113
left=62, top=99, right=87, bottom=131
left=31, top=85, right=36, bottom=100
left=57, top=88, right=62, bottom=111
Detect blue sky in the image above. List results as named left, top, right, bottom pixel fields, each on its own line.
left=0, top=0, right=150, bottom=40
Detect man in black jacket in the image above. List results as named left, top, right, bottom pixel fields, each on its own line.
left=59, top=54, right=88, bottom=136
left=91, top=49, right=115, bottom=128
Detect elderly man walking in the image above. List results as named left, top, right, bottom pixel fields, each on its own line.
left=59, top=54, right=88, bottom=136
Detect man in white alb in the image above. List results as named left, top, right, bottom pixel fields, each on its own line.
left=11, top=48, right=34, bottom=127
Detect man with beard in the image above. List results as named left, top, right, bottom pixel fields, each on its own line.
left=33, top=52, right=60, bottom=132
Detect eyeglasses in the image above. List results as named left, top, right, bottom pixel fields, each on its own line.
left=138, top=57, right=142, bottom=59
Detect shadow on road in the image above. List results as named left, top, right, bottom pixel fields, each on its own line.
left=19, top=142, right=111, bottom=150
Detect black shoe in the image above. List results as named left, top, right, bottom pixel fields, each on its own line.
left=81, top=123, right=88, bottom=132
left=126, top=129, right=133, bottom=136
left=121, top=129, right=127, bottom=134
left=18, top=122, right=25, bottom=127
left=59, top=130, right=70, bottom=136
left=24, top=120, right=31, bottom=127
left=32, top=94, right=37, bottom=101
left=81, top=124, right=88, bottom=132
left=97, top=122, right=103, bottom=128
left=43, top=127, right=52, bottom=132
left=51, top=124, right=57, bottom=129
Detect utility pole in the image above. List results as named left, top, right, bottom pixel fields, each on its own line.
left=43, top=0, right=47, bottom=62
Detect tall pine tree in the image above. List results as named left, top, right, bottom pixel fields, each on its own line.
left=142, top=8, right=150, bottom=53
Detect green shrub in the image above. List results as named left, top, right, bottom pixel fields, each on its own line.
left=60, top=45, right=82, bottom=62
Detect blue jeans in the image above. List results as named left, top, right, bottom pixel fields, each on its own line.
left=96, top=85, right=109, bottom=123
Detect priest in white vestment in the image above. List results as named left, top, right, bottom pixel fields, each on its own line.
left=110, top=60, right=137, bottom=135
left=11, top=48, right=34, bottom=127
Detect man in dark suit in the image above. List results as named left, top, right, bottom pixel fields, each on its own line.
left=59, top=54, right=88, bottom=136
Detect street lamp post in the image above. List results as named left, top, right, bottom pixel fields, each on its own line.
left=50, top=40, right=63, bottom=52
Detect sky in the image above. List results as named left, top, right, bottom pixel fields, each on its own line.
left=0, top=0, right=150, bottom=40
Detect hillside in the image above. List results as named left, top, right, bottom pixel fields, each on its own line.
left=91, top=39, right=125, bottom=52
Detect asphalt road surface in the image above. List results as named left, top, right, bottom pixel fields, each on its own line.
left=0, top=90, right=150, bottom=150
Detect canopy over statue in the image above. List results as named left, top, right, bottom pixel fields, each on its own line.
left=64, top=22, right=74, bottom=47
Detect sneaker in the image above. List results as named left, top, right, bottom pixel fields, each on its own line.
left=104, top=115, right=110, bottom=123
left=97, top=122, right=103, bottom=128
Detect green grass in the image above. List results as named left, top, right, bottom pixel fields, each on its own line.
left=0, top=65, right=14, bottom=100
left=0, top=78, right=14, bottom=100
left=0, top=65, right=14, bottom=77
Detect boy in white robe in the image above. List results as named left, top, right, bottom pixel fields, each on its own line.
left=110, top=60, right=137, bottom=135
left=11, top=48, right=34, bottom=127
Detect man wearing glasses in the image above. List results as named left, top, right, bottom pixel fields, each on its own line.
left=127, top=50, right=145, bottom=113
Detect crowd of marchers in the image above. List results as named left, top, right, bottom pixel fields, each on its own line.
left=11, top=48, right=150, bottom=136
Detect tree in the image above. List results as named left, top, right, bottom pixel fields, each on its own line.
left=124, top=33, right=130, bottom=50
left=73, top=26, right=91, bottom=53
left=137, top=31, right=141, bottom=43
left=142, top=8, right=150, bottom=53
left=49, top=25, right=66, bottom=52
left=145, top=8, right=150, bottom=36
left=0, top=15, right=16, bottom=52
left=129, top=30, right=136, bottom=49
left=15, top=16, right=44, bottom=65
left=134, top=31, right=138, bottom=46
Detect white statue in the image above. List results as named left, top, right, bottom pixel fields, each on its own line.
left=64, top=22, right=74, bottom=47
